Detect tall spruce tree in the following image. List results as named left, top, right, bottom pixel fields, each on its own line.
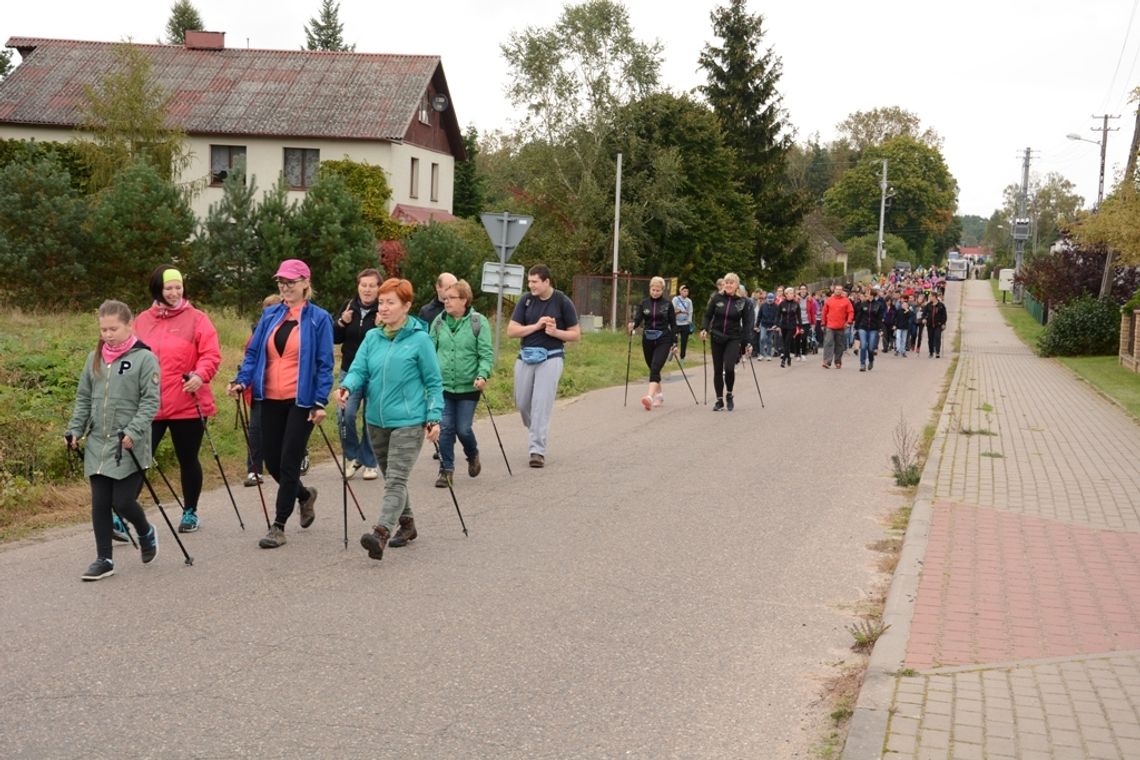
left=165, top=0, right=204, bottom=45
left=304, top=0, right=355, bottom=52
left=452, top=125, right=486, bottom=220
left=699, top=0, right=807, bottom=281
left=0, top=49, right=13, bottom=80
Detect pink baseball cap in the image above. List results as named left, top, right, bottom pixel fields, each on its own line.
left=274, top=259, right=310, bottom=280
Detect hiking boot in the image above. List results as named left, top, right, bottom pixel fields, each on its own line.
left=298, top=487, right=318, bottom=528
left=362, top=467, right=379, bottom=480
left=360, top=525, right=390, bottom=560
left=435, top=470, right=453, bottom=488
left=178, top=510, right=199, bottom=533
left=139, top=525, right=158, bottom=564
left=387, top=516, right=417, bottom=548
left=243, top=472, right=263, bottom=488
left=467, top=455, right=481, bottom=478
left=529, top=453, right=544, bottom=468
left=712, top=398, right=725, bottom=412
left=726, top=394, right=734, bottom=412
left=112, top=514, right=130, bottom=543
left=82, top=558, right=115, bottom=581
left=300, top=453, right=310, bottom=474
left=344, top=459, right=361, bottom=480
left=259, top=525, right=286, bottom=549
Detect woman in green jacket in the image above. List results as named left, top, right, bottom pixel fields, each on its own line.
left=338, top=278, right=444, bottom=561
left=429, top=278, right=494, bottom=488
left=66, top=300, right=161, bottom=581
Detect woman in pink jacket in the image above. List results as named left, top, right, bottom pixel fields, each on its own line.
left=134, top=265, right=222, bottom=534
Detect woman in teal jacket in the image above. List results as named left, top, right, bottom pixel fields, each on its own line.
left=66, top=300, right=161, bottom=581
left=339, top=278, right=444, bottom=562
left=429, top=278, right=493, bottom=488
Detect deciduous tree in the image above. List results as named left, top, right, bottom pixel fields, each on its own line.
left=836, top=106, right=942, bottom=152
left=699, top=0, right=808, bottom=282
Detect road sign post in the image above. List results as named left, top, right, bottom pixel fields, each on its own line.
left=480, top=212, right=533, bottom=360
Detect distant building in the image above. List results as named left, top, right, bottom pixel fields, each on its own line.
left=0, top=32, right=466, bottom=221
left=802, top=211, right=848, bottom=273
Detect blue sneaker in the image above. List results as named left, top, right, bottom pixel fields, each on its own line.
left=178, top=510, right=199, bottom=533
left=112, top=514, right=130, bottom=543
left=139, top=525, right=158, bottom=564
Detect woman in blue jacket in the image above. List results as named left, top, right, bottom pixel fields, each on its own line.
left=338, top=278, right=444, bottom=562
left=227, top=259, right=334, bottom=550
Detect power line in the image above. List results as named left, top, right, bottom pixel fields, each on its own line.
left=1103, top=0, right=1140, bottom=111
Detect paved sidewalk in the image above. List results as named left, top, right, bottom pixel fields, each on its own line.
left=844, top=280, right=1140, bottom=759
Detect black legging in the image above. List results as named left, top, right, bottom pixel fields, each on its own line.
left=710, top=337, right=741, bottom=399
left=151, top=418, right=205, bottom=510
left=781, top=327, right=797, bottom=363
left=92, top=472, right=148, bottom=560
left=678, top=327, right=691, bottom=359
left=257, top=399, right=316, bottom=527
left=643, top=338, right=672, bottom=382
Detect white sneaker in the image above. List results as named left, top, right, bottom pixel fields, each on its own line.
left=344, top=459, right=361, bottom=479
left=362, top=467, right=379, bottom=480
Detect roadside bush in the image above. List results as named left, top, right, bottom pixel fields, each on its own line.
left=1037, top=294, right=1121, bottom=357
left=1123, top=287, right=1140, bottom=314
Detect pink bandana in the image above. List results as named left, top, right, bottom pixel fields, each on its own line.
left=101, top=335, right=138, bottom=366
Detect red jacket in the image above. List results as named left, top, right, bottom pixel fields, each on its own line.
left=822, top=295, right=854, bottom=329
left=134, top=301, right=221, bottom=420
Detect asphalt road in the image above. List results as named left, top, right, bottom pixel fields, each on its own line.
left=0, top=284, right=958, bottom=759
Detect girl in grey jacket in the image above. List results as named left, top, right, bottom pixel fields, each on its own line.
left=66, top=300, right=161, bottom=581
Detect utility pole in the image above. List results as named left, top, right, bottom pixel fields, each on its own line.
left=610, top=153, right=623, bottom=330
left=875, top=159, right=888, bottom=273
left=1090, top=114, right=1120, bottom=297
left=1012, top=148, right=1032, bottom=300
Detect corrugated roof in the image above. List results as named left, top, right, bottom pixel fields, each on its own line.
left=0, top=36, right=452, bottom=143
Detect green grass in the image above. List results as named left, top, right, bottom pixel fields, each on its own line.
left=0, top=308, right=637, bottom=541
left=987, top=280, right=1140, bottom=423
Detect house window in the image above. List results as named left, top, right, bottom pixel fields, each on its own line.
left=410, top=157, right=420, bottom=199
left=284, top=148, right=320, bottom=189
left=210, top=145, right=246, bottom=185
left=430, top=162, right=439, bottom=202
left=419, top=95, right=431, bottom=124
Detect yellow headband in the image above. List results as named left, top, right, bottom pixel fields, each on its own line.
left=163, top=268, right=183, bottom=283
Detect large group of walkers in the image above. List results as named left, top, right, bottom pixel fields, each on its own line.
left=65, top=254, right=947, bottom=581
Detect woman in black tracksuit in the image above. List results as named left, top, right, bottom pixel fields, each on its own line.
left=776, top=287, right=801, bottom=368
left=628, top=276, right=678, bottom=411
left=700, top=272, right=753, bottom=412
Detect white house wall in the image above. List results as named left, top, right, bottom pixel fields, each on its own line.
left=0, top=126, right=455, bottom=221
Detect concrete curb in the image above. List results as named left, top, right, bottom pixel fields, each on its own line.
left=841, top=291, right=965, bottom=760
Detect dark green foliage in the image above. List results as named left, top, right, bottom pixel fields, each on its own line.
left=193, top=166, right=264, bottom=313
left=290, top=173, right=377, bottom=307
left=318, top=158, right=404, bottom=241
left=304, top=0, right=355, bottom=51
left=0, top=157, right=90, bottom=308
left=86, top=160, right=196, bottom=304
left=842, top=233, right=911, bottom=273
left=453, top=125, right=487, bottom=221
left=0, top=139, right=93, bottom=194
left=1123, top=287, right=1140, bottom=314
left=0, top=49, right=12, bottom=80
left=1037, top=295, right=1121, bottom=357
left=165, top=0, right=204, bottom=45
left=400, top=221, right=495, bottom=313
left=699, top=0, right=809, bottom=283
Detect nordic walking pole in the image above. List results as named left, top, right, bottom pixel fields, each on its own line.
left=152, top=458, right=188, bottom=513
left=480, top=391, right=512, bottom=476
left=623, top=328, right=634, bottom=407
left=673, top=348, right=699, bottom=405
left=702, top=336, right=708, bottom=405
left=185, top=375, right=244, bottom=530
left=747, top=349, right=766, bottom=409
left=235, top=398, right=271, bottom=530
left=69, top=434, right=137, bottom=548
left=432, top=440, right=468, bottom=536
left=124, top=437, right=193, bottom=566
left=316, top=423, right=366, bottom=520
left=338, top=416, right=349, bottom=549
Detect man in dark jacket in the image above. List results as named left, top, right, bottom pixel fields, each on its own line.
left=926, top=292, right=948, bottom=358
left=417, top=272, right=458, bottom=327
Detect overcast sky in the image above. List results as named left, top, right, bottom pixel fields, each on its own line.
left=4, top=0, right=1137, bottom=218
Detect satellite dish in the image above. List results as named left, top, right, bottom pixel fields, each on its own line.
left=431, top=93, right=449, bottom=112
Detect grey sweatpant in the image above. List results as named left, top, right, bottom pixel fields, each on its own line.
left=823, top=327, right=846, bottom=366
left=366, top=425, right=425, bottom=532
left=514, top=356, right=564, bottom=456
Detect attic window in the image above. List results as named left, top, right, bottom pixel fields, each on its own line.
left=419, top=95, right=431, bottom=125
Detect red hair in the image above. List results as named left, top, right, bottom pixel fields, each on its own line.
left=378, top=277, right=414, bottom=305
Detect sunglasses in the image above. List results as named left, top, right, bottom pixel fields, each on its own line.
left=275, top=277, right=304, bottom=286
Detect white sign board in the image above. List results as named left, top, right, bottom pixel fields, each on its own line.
left=481, top=261, right=525, bottom=296
left=998, top=268, right=1015, bottom=292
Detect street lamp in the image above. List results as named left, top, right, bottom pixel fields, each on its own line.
left=1066, top=132, right=1106, bottom=206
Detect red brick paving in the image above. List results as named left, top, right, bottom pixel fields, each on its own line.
left=905, top=499, right=1140, bottom=669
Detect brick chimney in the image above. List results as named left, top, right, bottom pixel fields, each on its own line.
left=184, top=31, right=225, bottom=50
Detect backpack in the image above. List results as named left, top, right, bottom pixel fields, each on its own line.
left=430, top=309, right=482, bottom=339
